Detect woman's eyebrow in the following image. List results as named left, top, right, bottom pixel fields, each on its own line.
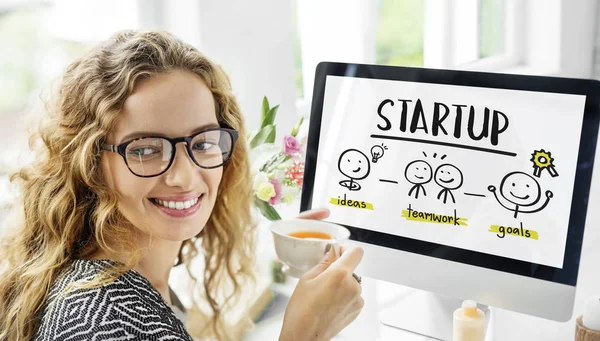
left=119, top=123, right=221, bottom=142
left=189, top=123, right=221, bottom=135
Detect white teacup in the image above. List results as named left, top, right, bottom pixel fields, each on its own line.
left=270, top=219, right=351, bottom=277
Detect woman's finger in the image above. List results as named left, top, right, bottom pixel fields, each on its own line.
left=332, top=246, right=364, bottom=272
left=296, top=208, right=330, bottom=220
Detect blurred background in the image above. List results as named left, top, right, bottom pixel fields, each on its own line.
left=0, top=0, right=598, bottom=219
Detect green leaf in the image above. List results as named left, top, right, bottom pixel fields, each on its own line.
left=261, top=105, right=279, bottom=128
left=261, top=96, right=270, bottom=124
left=253, top=196, right=281, bottom=221
left=264, top=123, right=276, bottom=143
left=291, top=116, right=304, bottom=137
left=249, top=125, right=276, bottom=149
left=262, top=203, right=282, bottom=221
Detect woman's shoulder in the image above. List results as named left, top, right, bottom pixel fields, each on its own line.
left=34, top=259, right=193, bottom=341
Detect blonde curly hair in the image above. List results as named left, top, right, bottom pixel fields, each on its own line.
left=0, top=30, right=256, bottom=341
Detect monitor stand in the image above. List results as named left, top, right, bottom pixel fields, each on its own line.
left=378, top=289, right=490, bottom=340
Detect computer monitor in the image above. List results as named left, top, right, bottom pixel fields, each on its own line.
left=300, top=62, right=600, bottom=339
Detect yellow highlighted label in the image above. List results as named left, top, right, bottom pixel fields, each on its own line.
left=489, top=224, right=539, bottom=240
left=329, top=195, right=374, bottom=210
left=401, top=204, right=467, bottom=226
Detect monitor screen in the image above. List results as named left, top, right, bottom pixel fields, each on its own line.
left=301, top=62, right=600, bottom=286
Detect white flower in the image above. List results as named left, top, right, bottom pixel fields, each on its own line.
left=253, top=172, right=269, bottom=192
left=270, top=169, right=286, bottom=181
left=280, top=185, right=301, bottom=204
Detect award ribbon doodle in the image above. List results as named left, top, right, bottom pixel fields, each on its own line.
left=530, top=149, right=559, bottom=178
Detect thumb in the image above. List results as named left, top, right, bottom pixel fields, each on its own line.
left=303, top=246, right=337, bottom=279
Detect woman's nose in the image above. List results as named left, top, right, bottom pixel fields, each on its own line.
left=164, top=143, right=202, bottom=189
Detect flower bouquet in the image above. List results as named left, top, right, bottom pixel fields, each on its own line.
left=248, top=97, right=305, bottom=221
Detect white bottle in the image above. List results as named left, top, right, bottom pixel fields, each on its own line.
left=583, top=296, right=600, bottom=330
left=453, top=300, right=485, bottom=341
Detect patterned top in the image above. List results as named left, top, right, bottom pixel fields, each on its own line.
left=34, top=259, right=193, bottom=341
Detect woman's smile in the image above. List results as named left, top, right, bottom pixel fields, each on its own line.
left=149, top=193, right=204, bottom=218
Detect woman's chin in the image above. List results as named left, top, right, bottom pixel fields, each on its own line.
left=156, top=222, right=205, bottom=242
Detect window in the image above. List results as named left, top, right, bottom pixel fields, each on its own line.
left=375, top=0, right=425, bottom=67
left=292, top=0, right=522, bottom=108
left=0, top=4, right=89, bottom=176
left=479, top=0, right=505, bottom=58
left=292, top=0, right=304, bottom=99
left=0, top=6, right=88, bottom=119
left=0, top=0, right=139, bottom=210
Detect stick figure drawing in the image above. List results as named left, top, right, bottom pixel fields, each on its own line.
left=338, top=149, right=371, bottom=191
left=488, top=171, right=553, bottom=218
left=404, top=160, right=432, bottom=199
left=434, top=163, right=464, bottom=204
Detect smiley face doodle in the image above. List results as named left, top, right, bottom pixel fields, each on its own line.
left=488, top=171, right=553, bottom=218
left=434, top=163, right=464, bottom=204
left=338, top=149, right=371, bottom=191
left=501, top=172, right=540, bottom=206
left=405, top=160, right=432, bottom=199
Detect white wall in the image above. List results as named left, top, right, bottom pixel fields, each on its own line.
left=195, top=0, right=298, bottom=135
left=595, top=3, right=600, bottom=79
left=528, top=0, right=598, bottom=78
left=138, top=0, right=298, bottom=136
left=506, top=0, right=597, bottom=77
left=298, top=0, right=378, bottom=102
left=557, top=0, right=597, bottom=78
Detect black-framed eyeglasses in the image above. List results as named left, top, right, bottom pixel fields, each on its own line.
left=102, top=127, right=238, bottom=178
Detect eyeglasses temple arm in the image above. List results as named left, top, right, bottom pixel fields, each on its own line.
left=101, top=144, right=117, bottom=153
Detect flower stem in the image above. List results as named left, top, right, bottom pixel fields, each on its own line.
left=259, top=152, right=290, bottom=173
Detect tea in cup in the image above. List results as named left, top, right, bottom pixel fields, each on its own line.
left=288, top=230, right=333, bottom=240
left=270, top=219, right=351, bottom=277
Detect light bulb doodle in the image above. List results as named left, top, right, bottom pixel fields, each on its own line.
left=370, top=143, right=388, bottom=163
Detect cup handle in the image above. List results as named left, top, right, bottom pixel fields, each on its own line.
left=325, top=242, right=341, bottom=259
left=281, top=243, right=342, bottom=278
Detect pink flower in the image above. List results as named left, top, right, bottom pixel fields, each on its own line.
left=285, top=161, right=304, bottom=187
left=283, top=135, right=301, bottom=156
left=269, top=179, right=282, bottom=205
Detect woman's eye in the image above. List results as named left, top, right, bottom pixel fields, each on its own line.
left=193, top=141, right=216, bottom=151
left=128, top=147, right=160, bottom=156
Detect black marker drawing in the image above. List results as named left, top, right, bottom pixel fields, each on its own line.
left=434, top=164, right=464, bottom=204
left=371, top=134, right=517, bottom=157
left=488, top=171, right=553, bottom=219
left=338, top=149, right=371, bottom=191
left=380, top=179, right=398, bottom=184
left=405, top=160, right=432, bottom=199
left=530, top=149, right=559, bottom=178
left=464, top=192, right=486, bottom=198
left=423, top=151, right=447, bottom=160
left=370, top=143, right=388, bottom=163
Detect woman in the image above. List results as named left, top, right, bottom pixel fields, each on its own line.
left=0, top=30, right=364, bottom=341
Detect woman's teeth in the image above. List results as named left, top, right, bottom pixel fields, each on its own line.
left=153, top=197, right=199, bottom=210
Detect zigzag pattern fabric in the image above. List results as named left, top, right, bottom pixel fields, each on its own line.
left=34, top=259, right=193, bottom=340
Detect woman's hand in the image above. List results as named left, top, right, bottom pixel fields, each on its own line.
left=295, top=208, right=331, bottom=221
left=279, top=209, right=365, bottom=341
